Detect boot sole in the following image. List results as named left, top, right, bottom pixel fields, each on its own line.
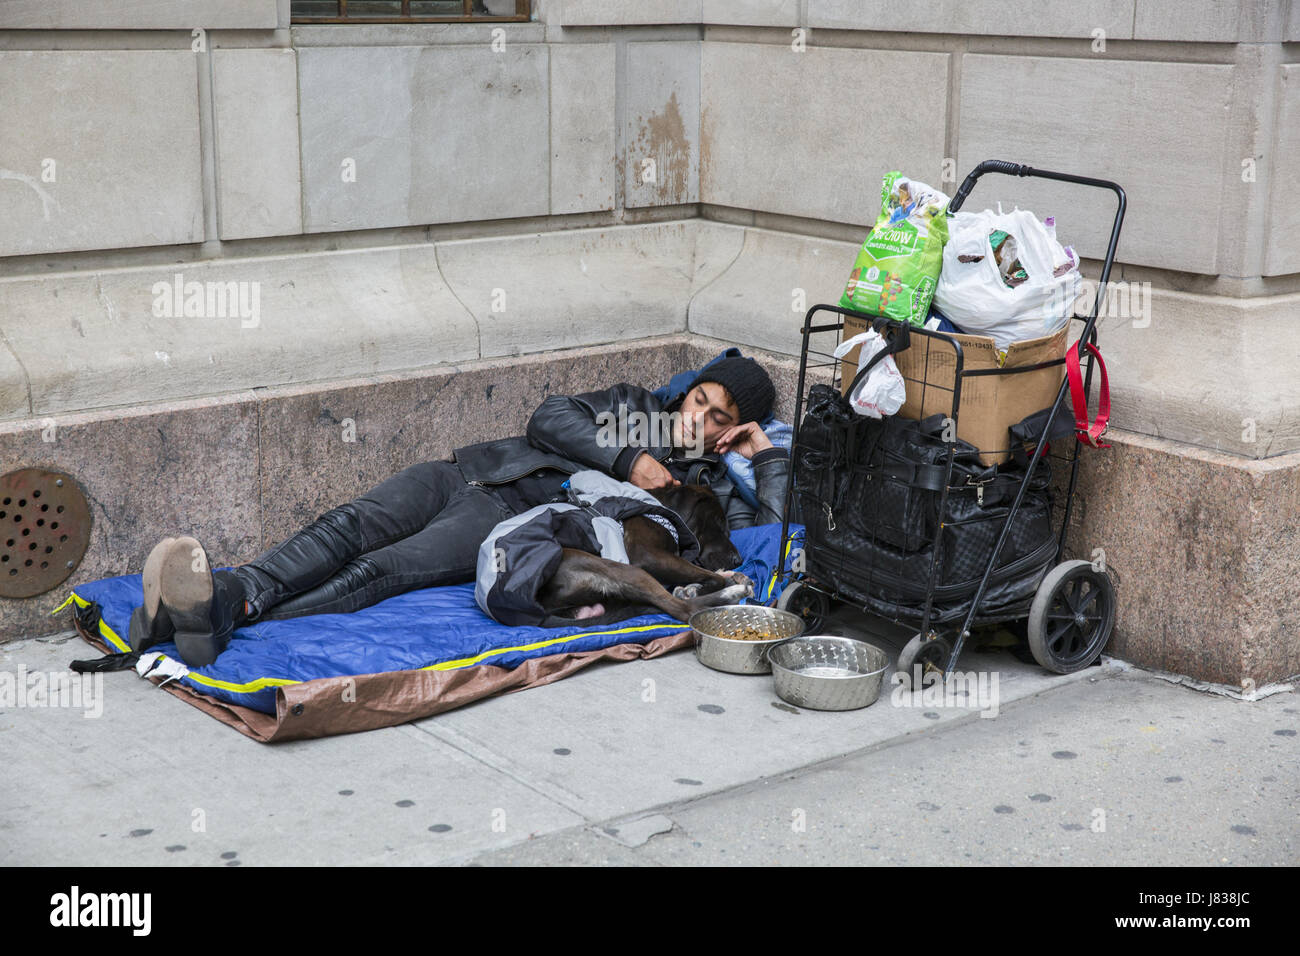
left=159, top=536, right=221, bottom=667
left=129, top=536, right=177, bottom=652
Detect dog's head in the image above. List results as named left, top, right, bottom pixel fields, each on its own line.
left=648, top=483, right=741, bottom=571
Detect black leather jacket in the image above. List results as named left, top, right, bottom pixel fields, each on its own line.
left=452, top=382, right=790, bottom=529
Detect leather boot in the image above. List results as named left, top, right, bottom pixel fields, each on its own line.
left=157, top=536, right=249, bottom=668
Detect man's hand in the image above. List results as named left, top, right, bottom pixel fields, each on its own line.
left=629, top=452, right=680, bottom=490
left=712, top=422, right=773, bottom=459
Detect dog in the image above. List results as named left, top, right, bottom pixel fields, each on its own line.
left=536, top=482, right=755, bottom=626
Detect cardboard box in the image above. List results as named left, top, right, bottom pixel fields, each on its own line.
left=839, top=313, right=1069, bottom=465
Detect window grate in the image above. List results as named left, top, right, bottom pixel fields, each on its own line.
left=291, top=1, right=530, bottom=23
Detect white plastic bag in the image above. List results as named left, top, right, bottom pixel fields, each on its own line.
left=833, top=330, right=906, bottom=419
left=933, top=206, right=1081, bottom=351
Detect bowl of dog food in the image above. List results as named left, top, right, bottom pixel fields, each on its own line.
left=689, top=605, right=805, bottom=675
left=766, top=636, right=889, bottom=711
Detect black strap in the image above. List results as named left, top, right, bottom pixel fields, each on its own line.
left=846, top=319, right=912, bottom=398
left=70, top=651, right=140, bottom=673
left=66, top=597, right=144, bottom=673
left=877, top=462, right=949, bottom=492
left=1009, top=405, right=1075, bottom=469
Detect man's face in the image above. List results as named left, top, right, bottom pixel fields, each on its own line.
left=671, top=382, right=740, bottom=455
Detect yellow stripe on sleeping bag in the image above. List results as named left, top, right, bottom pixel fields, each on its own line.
left=54, top=591, right=133, bottom=653
left=424, top=621, right=692, bottom=671
left=182, top=672, right=300, bottom=692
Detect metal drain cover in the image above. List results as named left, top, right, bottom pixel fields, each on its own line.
left=0, top=468, right=92, bottom=599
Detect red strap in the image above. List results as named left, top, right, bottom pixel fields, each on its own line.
left=1066, top=340, right=1111, bottom=449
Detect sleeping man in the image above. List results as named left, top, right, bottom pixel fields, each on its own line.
left=131, top=354, right=790, bottom=667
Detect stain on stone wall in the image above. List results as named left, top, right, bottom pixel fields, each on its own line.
left=630, top=90, right=693, bottom=204
left=699, top=103, right=713, bottom=197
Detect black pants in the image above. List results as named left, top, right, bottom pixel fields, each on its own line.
left=227, top=460, right=516, bottom=621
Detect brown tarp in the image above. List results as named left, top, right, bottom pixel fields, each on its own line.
left=72, top=611, right=693, bottom=743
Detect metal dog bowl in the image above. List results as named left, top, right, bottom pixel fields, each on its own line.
left=766, top=636, right=889, bottom=711
left=689, top=605, right=805, bottom=675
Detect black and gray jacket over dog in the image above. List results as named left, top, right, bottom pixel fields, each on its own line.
left=475, top=470, right=699, bottom=628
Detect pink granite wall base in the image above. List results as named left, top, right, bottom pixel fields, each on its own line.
left=1061, top=428, right=1300, bottom=687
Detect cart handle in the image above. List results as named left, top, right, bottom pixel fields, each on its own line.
left=950, top=160, right=1125, bottom=220
left=947, top=159, right=1127, bottom=357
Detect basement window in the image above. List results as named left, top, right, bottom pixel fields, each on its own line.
left=291, top=1, right=529, bottom=22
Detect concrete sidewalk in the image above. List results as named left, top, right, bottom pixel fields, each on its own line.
left=1, top=606, right=1295, bottom=867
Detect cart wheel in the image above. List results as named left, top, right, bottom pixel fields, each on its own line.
left=896, top=632, right=952, bottom=684
left=1027, top=560, right=1115, bottom=674
left=776, top=581, right=831, bottom=633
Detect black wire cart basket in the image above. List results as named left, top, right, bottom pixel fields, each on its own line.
left=769, top=160, right=1127, bottom=680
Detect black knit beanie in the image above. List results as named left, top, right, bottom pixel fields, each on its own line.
left=689, top=356, right=776, bottom=425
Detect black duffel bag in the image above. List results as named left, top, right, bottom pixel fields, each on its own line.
left=793, top=383, right=1057, bottom=623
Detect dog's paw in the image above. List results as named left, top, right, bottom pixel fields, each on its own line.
left=715, top=570, right=754, bottom=590
left=673, top=583, right=703, bottom=599
left=717, top=581, right=754, bottom=603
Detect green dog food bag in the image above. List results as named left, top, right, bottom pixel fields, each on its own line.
left=839, top=171, right=952, bottom=327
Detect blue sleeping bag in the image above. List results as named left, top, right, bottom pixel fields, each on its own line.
left=61, top=522, right=803, bottom=716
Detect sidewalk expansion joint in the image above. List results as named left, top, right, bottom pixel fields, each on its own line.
left=400, top=719, right=594, bottom=820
